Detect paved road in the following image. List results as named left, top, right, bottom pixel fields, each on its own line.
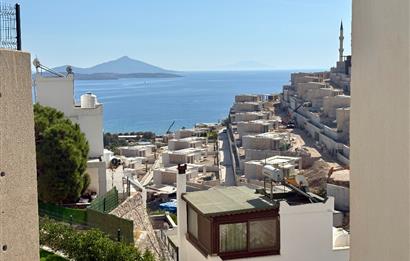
left=219, top=131, right=236, bottom=186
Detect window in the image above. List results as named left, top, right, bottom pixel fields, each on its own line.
left=249, top=219, right=278, bottom=250
left=217, top=218, right=280, bottom=256
left=219, top=222, right=247, bottom=252
left=188, top=206, right=198, bottom=239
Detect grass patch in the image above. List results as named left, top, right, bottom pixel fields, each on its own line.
left=40, top=249, right=67, bottom=261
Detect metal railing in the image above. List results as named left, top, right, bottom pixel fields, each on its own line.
left=0, top=2, right=20, bottom=50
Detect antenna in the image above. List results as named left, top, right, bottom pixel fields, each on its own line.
left=32, top=58, right=65, bottom=77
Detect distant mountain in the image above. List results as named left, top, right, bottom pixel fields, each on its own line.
left=50, top=56, right=181, bottom=79
left=71, top=72, right=181, bottom=80
left=221, top=61, right=274, bottom=71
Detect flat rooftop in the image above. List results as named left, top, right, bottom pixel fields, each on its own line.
left=119, top=145, right=155, bottom=150
left=170, top=137, right=206, bottom=142
left=168, top=148, right=203, bottom=155
left=247, top=155, right=300, bottom=166
left=182, top=186, right=277, bottom=217
left=244, top=131, right=289, bottom=140
left=238, top=119, right=276, bottom=126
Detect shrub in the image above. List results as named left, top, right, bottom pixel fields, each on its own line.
left=40, top=218, right=155, bottom=261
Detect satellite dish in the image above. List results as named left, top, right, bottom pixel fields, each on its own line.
left=66, top=65, right=73, bottom=75
left=110, top=158, right=122, bottom=169
left=33, top=58, right=41, bottom=68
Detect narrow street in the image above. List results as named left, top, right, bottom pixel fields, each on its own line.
left=218, top=130, right=236, bottom=186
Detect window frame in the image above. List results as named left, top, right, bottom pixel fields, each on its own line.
left=215, top=217, right=280, bottom=259
left=185, top=203, right=280, bottom=260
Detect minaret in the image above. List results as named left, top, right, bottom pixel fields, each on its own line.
left=339, top=20, right=344, bottom=62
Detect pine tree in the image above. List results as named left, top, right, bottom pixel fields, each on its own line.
left=34, top=104, right=90, bottom=203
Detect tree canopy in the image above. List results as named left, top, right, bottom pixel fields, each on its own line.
left=34, top=104, right=90, bottom=203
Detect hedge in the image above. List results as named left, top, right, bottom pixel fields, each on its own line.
left=39, top=218, right=155, bottom=261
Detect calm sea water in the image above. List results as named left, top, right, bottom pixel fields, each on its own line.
left=74, top=70, right=291, bottom=134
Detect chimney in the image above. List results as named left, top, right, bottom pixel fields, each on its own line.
left=176, top=164, right=187, bottom=261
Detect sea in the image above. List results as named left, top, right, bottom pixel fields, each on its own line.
left=74, top=70, right=293, bottom=134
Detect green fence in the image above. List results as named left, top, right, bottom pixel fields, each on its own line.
left=89, top=187, right=119, bottom=213
left=39, top=187, right=134, bottom=244
left=39, top=202, right=87, bottom=225
left=87, top=208, right=134, bottom=244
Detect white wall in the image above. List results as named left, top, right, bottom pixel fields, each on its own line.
left=87, top=160, right=107, bottom=196
left=327, top=184, right=349, bottom=212
left=350, top=0, right=410, bottom=260
left=34, top=75, right=75, bottom=115
left=35, top=74, right=104, bottom=158
left=73, top=107, right=104, bottom=158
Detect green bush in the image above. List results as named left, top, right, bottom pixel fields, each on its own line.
left=207, top=130, right=218, bottom=140
left=40, top=218, right=155, bottom=261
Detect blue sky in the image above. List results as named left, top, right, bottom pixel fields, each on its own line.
left=13, top=0, right=351, bottom=71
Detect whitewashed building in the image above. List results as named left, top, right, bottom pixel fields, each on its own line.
left=244, top=156, right=301, bottom=180
left=153, top=164, right=201, bottom=186
left=231, top=111, right=272, bottom=123
left=119, top=144, right=155, bottom=158
left=237, top=119, right=280, bottom=138
left=232, top=102, right=262, bottom=113
left=168, top=137, right=207, bottom=151
left=242, top=132, right=291, bottom=161
left=162, top=148, right=204, bottom=167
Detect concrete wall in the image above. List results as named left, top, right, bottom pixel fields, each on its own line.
left=237, top=121, right=276, bottom=138
left=0, top=50, right=39, bottom=260
left=244, top=162, right=264, bottom=180
left=305, top=88, right=342, bottom=108
left=175, top=129, right=195, bottom=139
left=327, top=184, right=349, bottom=212
left=35, top=74, right=75, bottom=114
left=232, top=102, right=262, bottom=112
left=296, top=82, right=325, bottom=99
left=168, top=139, right=202, bottom=151
left=233, top=112, right=271, bottom=122
left=323, top=95, right=350, bottom=119
left=235, top=94, right=260, bottom=103
left=73, top=106, right=104, bottom=158
left=87, top=160, right=107, bottom=196
left=350, top=1, right=410, bottom=260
